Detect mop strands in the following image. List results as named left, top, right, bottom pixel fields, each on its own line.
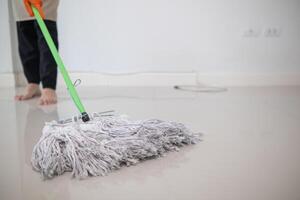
left=31, top=111, right=200, bottom=179
left=30, top=5, right=200, bottom=179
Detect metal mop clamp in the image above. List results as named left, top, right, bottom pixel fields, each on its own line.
left=31, top=5, right=90, bottom=122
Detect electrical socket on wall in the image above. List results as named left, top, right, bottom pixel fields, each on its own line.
left=264, top=27, right=282, bottom=37
left=242, top=27, right=282, bottom=38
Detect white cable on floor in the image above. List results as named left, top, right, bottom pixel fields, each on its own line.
left=174, top=72, right=228, bottom=93
left=174, top=85, right=227, bottom=93
left=71, top=70, right=228, bottom=93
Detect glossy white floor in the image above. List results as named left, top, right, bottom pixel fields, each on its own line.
left=0, top=86, right=300, bottom=200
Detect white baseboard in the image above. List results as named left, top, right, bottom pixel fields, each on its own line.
left=14, top=72, right=198, bottom=87
left=0, top=73, right=15, bottom=87
left=196, top=73, right=300, bottom=87
left=3, top=72, right=300, bottom=87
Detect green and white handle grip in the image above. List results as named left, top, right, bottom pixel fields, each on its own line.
left=31, top=5, right=90, bottom=122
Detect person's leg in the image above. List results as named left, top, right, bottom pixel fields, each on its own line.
left=15, top=20, right=41, bottom=101
left=35, top=20, right=58, bottom=105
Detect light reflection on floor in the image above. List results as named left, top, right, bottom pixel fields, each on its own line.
left=0, top=86, right=300, bottom=200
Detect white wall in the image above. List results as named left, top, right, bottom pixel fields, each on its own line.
left=0, top=0, right=13, bottom=73
left=57, top=0, right=300, bottom=74
left=3, top=0, right=300, bottom=86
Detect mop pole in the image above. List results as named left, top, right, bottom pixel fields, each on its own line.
left=31, top=5, right=90, bottom=122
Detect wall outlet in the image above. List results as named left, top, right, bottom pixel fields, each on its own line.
left=264, top=27, right=282, bottom=37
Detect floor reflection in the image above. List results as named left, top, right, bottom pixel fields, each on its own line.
left=16, top=101, right=71, bottom=200
left=0, top=86, right=299, bottom=200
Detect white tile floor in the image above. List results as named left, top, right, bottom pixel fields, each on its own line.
left=0, top=86, right=300, bottom=200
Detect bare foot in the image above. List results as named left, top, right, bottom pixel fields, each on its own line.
left=38, top=88, right=57, bottom=105
left=15, top=83, right=41, bottom=101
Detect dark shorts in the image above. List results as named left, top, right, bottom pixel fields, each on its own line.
left=17, top=20, right=58, bottom=89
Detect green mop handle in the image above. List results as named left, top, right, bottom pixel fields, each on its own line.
left=31, top=5, right=90, bottom=122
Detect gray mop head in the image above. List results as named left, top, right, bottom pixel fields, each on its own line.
left=31, top=111, right=200, bottom=179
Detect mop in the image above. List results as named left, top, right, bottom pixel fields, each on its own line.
left=30, top=5, right=200, bottom=179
